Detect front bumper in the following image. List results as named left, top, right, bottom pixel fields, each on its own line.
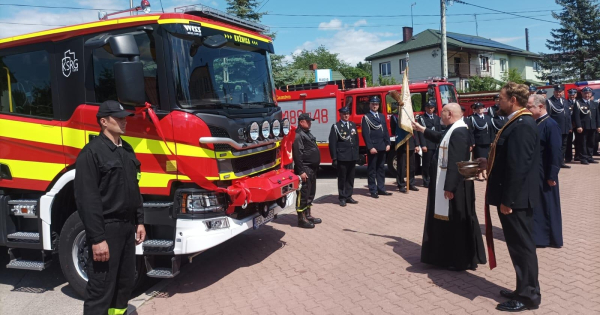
left=227, top=168, right=299, bottom=210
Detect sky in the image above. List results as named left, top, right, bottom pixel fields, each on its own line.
left=0, top=0, right=564, bottom=66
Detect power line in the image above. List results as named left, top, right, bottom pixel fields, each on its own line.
left=0, top=3, right=119, bottom=11
left=264, top=9, right=556, bottom=18
left=0, top=21, right=68, bottom=27
left=453, top=0, right=559, bottom=24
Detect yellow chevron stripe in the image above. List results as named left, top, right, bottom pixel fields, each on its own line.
left=0, top=159, right=65, bottom=181
left=157, top=18, right=271, bottom=43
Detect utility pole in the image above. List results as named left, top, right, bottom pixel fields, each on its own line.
left=130, top=0, right=133, bottom=15
left=411, top=3, right=417, bottom=29
left=441, top=0, right=448, bottom=78
left=474, top=14, right=479, bottom=36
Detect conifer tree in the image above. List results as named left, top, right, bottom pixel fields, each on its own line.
left=541, top=0, right=600, bottom=81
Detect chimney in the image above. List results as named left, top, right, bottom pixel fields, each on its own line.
left=403, top=27, right=413, bottom=43
left=309, top=63, right=318, bottom=71
left=525, top=28, right=530, bottom=51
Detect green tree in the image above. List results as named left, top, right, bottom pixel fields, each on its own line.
left=540, top=0, right=600, bottom=81
left=501, top=68, right=525, bottom=84
left=225, top=0, right=276, bottom=39
left=467, top=76, right=499, bottom=92
left=291, top=46, right=351, bottom=71
left=376, top=75, right=397, bottom=86
left=270, top=54, right=296, bottom=88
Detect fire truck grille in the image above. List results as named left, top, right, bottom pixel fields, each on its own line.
left=231, top=149, right=277, bottom=174
left=208, top=125, right=237, bottom=152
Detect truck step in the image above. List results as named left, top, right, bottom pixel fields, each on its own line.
left=146, top=268, right=179, bottom=278
left=6, top=259, right=49, bottom=271
left=7, top=232, right=40, bottom=242
left=143, top=202, right=173, bottom=208
left=143, top=239, right=174, bottom=252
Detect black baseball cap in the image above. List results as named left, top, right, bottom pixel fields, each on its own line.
left=96, top=100, right=134, bottom=118
left=298, top=113, right=315, bottom=121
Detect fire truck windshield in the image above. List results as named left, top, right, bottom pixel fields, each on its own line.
left=439, top=84, right=458, bottom=105
left=168, top=33, right=275, bottom=110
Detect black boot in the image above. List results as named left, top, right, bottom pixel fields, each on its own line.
left=306, top=207, right=322, bottom=224
left=297, top=211, right=315, bottom=228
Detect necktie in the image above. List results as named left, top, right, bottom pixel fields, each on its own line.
left=375, top=113, right=378, bottom=119
left=343, top=122, right=347, bottom=129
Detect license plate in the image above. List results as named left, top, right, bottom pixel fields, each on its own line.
left=253, top=208, right=275, bottom=230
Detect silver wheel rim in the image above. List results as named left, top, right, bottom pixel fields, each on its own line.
left=72, top=230, right=89, bottom=282
left=392, top=156, right=398, bottom=171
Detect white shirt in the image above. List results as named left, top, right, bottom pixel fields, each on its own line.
left=370, top=111, right=379, bottom=119
left=507, top=110, right=519, bottom=120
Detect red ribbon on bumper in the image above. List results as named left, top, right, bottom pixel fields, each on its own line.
left=135, top=103, right=251, bottom=209
left=484, top=197, right=497, bottom=270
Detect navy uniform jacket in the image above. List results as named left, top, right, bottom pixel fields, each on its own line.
left=547, top=96, right=571, bottom=134
left=328, top=120, right=360, bottom=162
left=361, top=111, right=391, bottom=151
left=469, top=114, right=494, bottom=145
left=567, top=99, right=577, bottom=127
left=487, top=114, right=540, bottom=209
left=488, top=104, right=506, bottom=132
left=417, top=113, right=443, bottom=150
left=573, top=99, right=600, bottom=130
left=391, top=114, right=424, bottom=150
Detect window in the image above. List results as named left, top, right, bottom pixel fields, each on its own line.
left=92, top=33, right=158, bottom=104
left=500, top=59, right=507, bottom=72
left=355, top=94, right=382, bottom=115
left=480, top=56, right=489, bottom=72
left=379, top=62, right=391, bottom=77
left=345, top=96, right=353, bottom=114
left=438, top=84, right=458, bottom=105
left=0, top=50, right=53, bottom=118
left=399, top=59, right=407, bottom=74
left=533, top=61, right=541, bottom=72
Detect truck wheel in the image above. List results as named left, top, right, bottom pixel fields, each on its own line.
left=58, top=212, right=146, bottom=298
left=387, top=152, right=398, bottom=178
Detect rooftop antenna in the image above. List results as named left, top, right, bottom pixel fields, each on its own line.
left=411, top=2, right=416, bottom=29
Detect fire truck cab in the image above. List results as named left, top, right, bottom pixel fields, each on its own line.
left=0, top=4, right=299, bottom=297
left=276, top=78, right=459, bottom=174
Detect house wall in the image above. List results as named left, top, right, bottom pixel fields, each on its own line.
left=370, top=49, right=441, bottom=85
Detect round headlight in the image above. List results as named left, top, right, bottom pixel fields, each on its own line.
left=261, top=121, right=271, bottom=139
left=282, top=118, right=290, bottom=135
left=247, top=122, right=259, bottom=141
left=272, top=120, right=281, bottom=137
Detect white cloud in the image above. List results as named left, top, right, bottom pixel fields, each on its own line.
left=292, top=28, right=399, bottom=65
left=491, top=36, right=524, bottom=44
left=353, top=19, right=367, bottom=27
left=318, top=19, right=343, bottom=31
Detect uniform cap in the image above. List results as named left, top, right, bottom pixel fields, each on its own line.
left=471, top=102, right=484, bottom=109
left=424, top=100, right=436, bottom=107
left=529, top=85, right=537, bottom=92
left=96, top=100, right=134, bottom=118
left=536, top=89, right=547, bottom=95
left=369, top=96, right=381, bottom=103
left=568, top=88, right=578, bottom=95
left=338, top=107, right=350, bottom=114
left=298, top=113, right=315, bottom=121
left=553, top=84, right=564, bottom=91
left=582, top=86, right=593, bottom=93
left=494, top=94, right=500, bottom=100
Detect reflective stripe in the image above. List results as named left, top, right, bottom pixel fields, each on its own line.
left=157, top=18, right=271, bottom=42
left=0, top=118, right=62, bottom=146
left=0, top=159, right=65, bottom=181
left=107, top=308, right=127, bottom=315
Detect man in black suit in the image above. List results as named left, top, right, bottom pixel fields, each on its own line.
left=547, top=85, right=571, bottom=168
left=392, top=114, right=424, bottom=193
left=478, top=82, right=541, bottom=312
left=565, top=89, right=577, bottom=163
left=573, top=86, right=600, bottom=164
left=361, top=96, right=392, bottom=198
left=329, top=107, right=360, bottom=207
left=469, top=102, right=494, bottom=181
left=488, top=94, right=506, bottom=133
left=417, top=100, right=442, bottom=188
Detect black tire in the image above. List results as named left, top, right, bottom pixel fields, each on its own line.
left=386, top=151, right=398, bottom=178
left=58, top=212, right=146, bottom=298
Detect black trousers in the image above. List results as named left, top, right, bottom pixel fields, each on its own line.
left=366, top=150, right=387, bottom=194
left=594, top=131, right=599, bottom=155
left=396, top=147, right=416, bottom=188
left=576, top=129, right=596, bottom=161
left=337, top=160, right=356, bottom=200
left=560, top=134, right=568, bottom=164
left=421, top=149, right=434, bottom=187
left=296, top=167, right=317, bottom=212
left=497, top=207, right=541, bottom=308
left=84, top=221, right=136, bottom=315
left=565, top=132, right=574, bottom=162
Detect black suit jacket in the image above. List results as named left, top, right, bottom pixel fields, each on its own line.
left=573, top=99, right=600, bottom=130
left=417, top=114, right=442, bottom=149
left=328, top=120, right=360, bottom=161
left=547, top=96, right=571, bottom=134
left=486, top=114, right=540, bottom=209
left=469, top=114, right=494, bottom=145
left=361, top=111, right=390, bottom=151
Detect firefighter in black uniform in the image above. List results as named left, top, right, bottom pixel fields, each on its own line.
left=573, top=86, right=600, bottom=164
left=417, top=100, right=442, bottom=188
left=536, top=89, right=548, bottom=99
left=74, top=100, right=146, bottom=315
left=362, top=96, right=392, bottom=198
left=529, top=85, right=537, bottom=96
left=469, top=102, right=494, bottom=180
left=329, top=107, right=360, bottom=207
left=566, top=89, right=577, bottom=163
left=393, top=111, right=424, bottom=193
left=293, top=113, right=322, bottom=228
left=547, top=84, right=572, bottom=168
left=488, top=94, right=506, bottom=133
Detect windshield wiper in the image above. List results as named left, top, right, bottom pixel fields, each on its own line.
left=240, top=101, right=277, bottom=107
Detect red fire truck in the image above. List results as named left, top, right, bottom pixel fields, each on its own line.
left=276, top=78, right=459, bottom=174
left=0, top=3, right=299, bottom=296
left=457, top=91, right=498, bottom=116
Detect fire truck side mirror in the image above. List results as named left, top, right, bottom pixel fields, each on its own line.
left=108, top=34, right=140, bottom=59
left=114, top=62, right=145, bottom=106
left=203, top=34, right=228, bottom=49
